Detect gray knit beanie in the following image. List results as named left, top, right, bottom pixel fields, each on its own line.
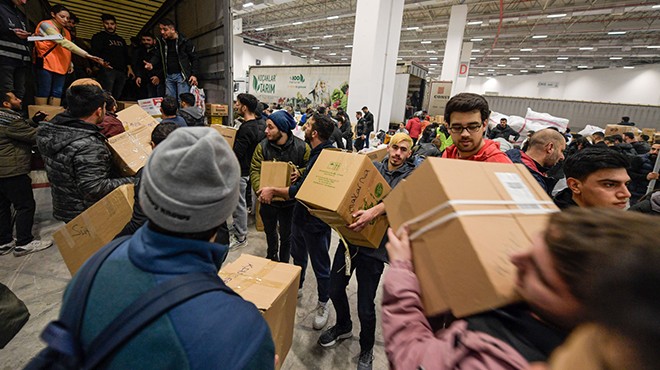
left=139, top=127, right=240, bottom=233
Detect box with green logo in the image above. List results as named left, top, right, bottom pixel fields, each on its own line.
left=296, top=150, right=391, bottom=248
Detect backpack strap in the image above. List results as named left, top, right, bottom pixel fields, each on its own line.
left=39, top=236, right=131, bottom=358
left=83, top=273, right=236, bottom=370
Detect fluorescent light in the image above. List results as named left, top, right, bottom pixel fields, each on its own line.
left=647, top=45, right=660, bottom=49
left=469, top=76, right=475, bottom=79
left=497, top=64, right=506, bottom=67
left=312, top=46, right=320, bottom=49
left=301, top=55, right=307, bottom=58
left=653, top=4, right=660, bottom=8
left=520, top=70, right=528, bottom=72
left=421, top=41, right=432, bottom=44
left=472, top=49, right=480, bottom=52
left=327, top=16, right=339, bottom=20
left=547, top=13, right=567, bottom=18
left=610, top=57, right=623, bottom=60
left=323, top=35, right=333, bottom=38
left=429, top=57, right=438, bottom=60
left=282, top=49, right=290, bottom=53
left=536, top=65, right=546, bottom=67
left=426, top=50, right=436, bottom=53
left=557, top=57, right=569, bottom=60
left=397, top=57, right=402, bottom=60
left=520, top=48, right=533, bottom=51
left=487, top=69, right=495, bottom=72
left=579, top=47, right=594, bottom=50
left=341, top=58, right=348, bottom=61
left=257, top=43, right=265, bottom=46
left=577, top=65, right=589, bottom=68
left=478, top=73, right=485, bottom=75
left=608, top=31, right=626, bottom=35
left=292, top=21, right=303, bottom=25
left=623, top=66, right=635, bottom=69
left=344, top=45, right=352, bottom=48
left=255, top=27, right=265, bottom=31
left=429, top=63, right=438, bottom=66
left=509, top=57, right=520, bottom=60
left=288, top=38, right=297, bottom=41
left=532, top=35, right=548, bottom=39
left=554, top=71, right=563, bottom=73
left=506, top=74, right=513, bottom=76
left=429, top=67, right=436, bottom=70
left=467, top=21, right=483, bottom=25
left=328, top=52, right=336, bottom=56
left=470, top=57, right=476, bottom=60
left=243, top=2, right=254, bottom=7
left=470, top=38, right=483, bottom=41
left=406, top=27, right=419, bottom=30
left=313, top=59, right=320, bottom=62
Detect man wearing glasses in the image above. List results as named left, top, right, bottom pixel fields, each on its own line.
left=441, top=93, right=512, bottom=163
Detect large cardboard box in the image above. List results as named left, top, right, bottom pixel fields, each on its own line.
left=604, top=124, right=638, bottom=136
left=210, top=124, right=238, bottom=148
left=641, top=128, right=656, bottom=140
left=53, top=184, right=134, bottom=275
left=107, top=123, right=156, bottom=176
left=208, top=116, right=226, bottom=125
left=219, top=254, right=300, bottom=369
left=206, top=103, right=229, bottom=116
left=384, top=158, right=558, bottom=317
left=360, top=146, right=388, bottom=163
left=296, top=150, right=391, bottom=248
left=260, top=161, right=293, bottom=201
left=27, top=105, right=64, bottom=121
left=116, top=105, right=159, bottom=131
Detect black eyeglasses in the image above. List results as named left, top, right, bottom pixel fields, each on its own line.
left=449, top=124, right=482, bottom=133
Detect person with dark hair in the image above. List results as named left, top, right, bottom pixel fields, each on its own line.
left=405, top=113, right=422, bottom=145
left=354, top=110, right=366, bottom=150
left=144, top=18, right=199, bottom=100
left=553, top=147, right=630, bottom=209
left=610, top=134, right=636, bottom=157
left=52, top=127, right=275, bottom=369
left=229, top=93, right=266, bottom=250
left=506, top=129, right=566, bottom=195
left=0, top=91, right=52, bottom=256
left=177, top=92, right=204, bottom=127
left=618, top=116, right=635, bottom=126
left=36, top=83, right=132, bottom=222
left=90, top=14, right=133, bottom=100
left=0, top=0, right=32, bottom=99
left=623, top=131, right=650, bottom=155
left=133, top=32, right=161, bottom=98
left=591, top=131, right=607, bottom=148
left=361, top=106, right=374, bottom=148
left=488, top=118, right=520, bottom=143
left=337, top=110, right=353, bottom=151
left=251, top=110, right=310, bottom=262
left=115, top=122, right=178, bottom=237
left=328, top=117, right=345, bottom=150
left=627, top=141, right=660, bottom=205
left=34, top=5, right=106, bottom=106
left=97, top=92, right=125, bottom=138
left=158, top=96, right=186, bottom=127
left=442, top=93, right=512, bottom=163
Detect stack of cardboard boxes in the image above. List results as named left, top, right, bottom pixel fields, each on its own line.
left=206, top=103, right=229, bottom=125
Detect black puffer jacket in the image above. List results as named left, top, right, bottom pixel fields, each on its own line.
left=0, top=109, right=36, bottom=178
left=36, top=113, right=132, bottom=222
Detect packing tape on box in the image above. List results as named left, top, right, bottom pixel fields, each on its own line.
left=404, top=199, right=557, bottom=241
left=220, top=260, right=285, bottom=293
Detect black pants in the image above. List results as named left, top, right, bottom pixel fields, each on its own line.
left=329, top=241, right=384, bottom=352
left=0, top=174, right=35, bottom=246
left=98, top=69, right=127, bottom=100
left=260, top=203, right=294, bottom=262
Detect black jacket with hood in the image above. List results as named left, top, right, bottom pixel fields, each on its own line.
left=151, top=33, right=200, bottom=81
left=36, top=113, right=132, bottom=222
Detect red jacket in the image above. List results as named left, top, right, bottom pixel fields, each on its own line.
left=99, top=112, right=125, bottom=138
left=442, top=139, right=512, bottom=163
left=382, top=261, right=529, bottom=370
left=406, top=117, right=422, bottom=139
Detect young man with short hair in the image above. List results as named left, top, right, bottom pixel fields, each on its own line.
left=442, top=93, right=512, bottom=163
left=488, top=117, right=520, bottom=143
left=134, top=32, right=161, bottom=99
left=177, top=93, right=204, bottom=126
left=506, top=128, right=566, bottom=194
left=91, top=14, right=134, bottom=99
left=628, top=141, right=660, bottom=205
left=159, top=96, right=187, bottom=127
left=361, top=106, right=374, bottom=148
left=553, top=147, right=631, bottom=209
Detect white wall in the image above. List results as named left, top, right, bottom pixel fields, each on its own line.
left=464, top=64, right=660, bottom=106
left=233, top=36, right=308, bottom=81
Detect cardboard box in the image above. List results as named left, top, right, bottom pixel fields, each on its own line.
left=107, top=123, right=156, bottom=176
left=137, top=97, right=163, bottom=117
left=210, top=124, right=238, bottom=148
left=116, top=101, right=137, bottom=111
left=641, top=128, right=656, bottom=141
left=219, top=254, right=301, bottom=369
left=360, top=146, right=388, bottom=163
left=384, top=158, right=558, bottom=317
left=116, top=105, right=159, bottom=131
left=296, top=150, right=391, bottom=248
left=53, top=184, right=134, bottom=275
left=27, top=105, right=64, bottom=121
left=260, top=161, right=293, bottom=201
left=206, top=103, right=229, bottom=116
left=604, top=124, right=638, bottom=136
left=208, top=116, right=226, bottom=125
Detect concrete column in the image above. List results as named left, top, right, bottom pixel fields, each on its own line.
left=454, top=42, right=473, bottom=93
left=440, top=4, right=468, bottom=96
left=347, top=0, right=405, bottom=133
left=232, top=35, right=245, bottom=81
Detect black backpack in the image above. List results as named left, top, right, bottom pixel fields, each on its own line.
left=24, top=236, right=237, bottom=370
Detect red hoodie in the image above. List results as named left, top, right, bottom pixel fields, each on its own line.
left=442, top=139, right=512, bottom=163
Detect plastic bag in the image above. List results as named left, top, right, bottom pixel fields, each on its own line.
left=190, top=85, right=206, bottom=115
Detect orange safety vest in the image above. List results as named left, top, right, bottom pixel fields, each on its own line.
left=34, top=20, right=72, bottom=75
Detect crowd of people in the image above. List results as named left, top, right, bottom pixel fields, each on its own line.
left=0, top=5, right=658, bottom=366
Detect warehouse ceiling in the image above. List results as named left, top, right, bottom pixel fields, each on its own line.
left=232, top=0, right=660, bottom=78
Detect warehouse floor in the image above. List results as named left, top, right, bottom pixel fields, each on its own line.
left=0, top=188, right=388, bottom=370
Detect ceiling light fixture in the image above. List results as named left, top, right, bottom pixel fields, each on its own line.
left=430, top=63, right=438, bottom=66
left=288, top=38, right=297, bottom=42
left=472, top=49, right=480, bottom=52
left=467, top=21, right=483, bottom=25
left=345, top=45, right=352, bottom=48
left=623, top=66, right=635, bottom=69
left=610, top=57, right=623, bottom=60
left=536, top=65, right=546, bottom=67
left=313, top=59, right=320, bottom=62
left=478, top=73, right=485, bottom=75
left=520, top=48, right=533, bottom=51
left=421, top=40, right=432, bottom=44
left=430, top=57, right=438, bottom=60
left=520, top=70, right=528, bottom=72
left=557, top=57, right=569, bottom=60
left=577, top=65, right=589, bottom=68
left=470, top=57, right=476, bottom=60
left=329, top=52, right=336, bottom=56
left=647, top=45, right=660, bottom=49
left=257, top=43, right=265, bottom=46
left=301, top=55, right=307, bottom=58
left=326, top=16, right=339, bottom=20
left=497, top=64, right=506, bottom=67
left=282, top=49, right=290, bottom=53
left=532, top=35, right=548, bottom=39
left=579, top=47, right=594, bottom=50
left=509, top=57, right=520, bottom=60
left=406, top=27, right=419, bottom=30
left=554, top=71, right=563, bottom=73
left=312, top=46, right=320, bottom=49
left=547, top=13, right=567, bottom=18
left=653, top=4, right=660, bottom=8
left=426, top=50, right=436, bottom=53
left=608, top=31, right=626, bottom=35
left=506, top=73, right=513, bottom=76
left=255, top=27, right=265, bottom=31
left=488, top=69, right=495, bottom=72
left=470, top=38, right=483, bottom=41
left=243, top=2, right=254, bottom=8
left=292, top=21, right=303, bottom=25
left=323, top=35, right=333, bottom=38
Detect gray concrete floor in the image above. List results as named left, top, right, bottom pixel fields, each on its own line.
left=0, top=188, right=388, bottom=369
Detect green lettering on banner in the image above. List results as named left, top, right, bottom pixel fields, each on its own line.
left=253, top=75, right=277, bottom=94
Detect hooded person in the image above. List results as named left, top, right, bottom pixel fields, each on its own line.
left=177, top=92, right=205, bottom=126
left=50, top=127, right=276, bottom=369
left=251, top=110, right=311, bottom=262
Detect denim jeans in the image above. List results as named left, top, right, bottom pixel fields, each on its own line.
left=0, top=175, right=35, bottom=246
left=259, top=203, right=294, bottom=262
left=230, top=176, right=249, bottom=239
left=35, top=68, right=66, bottom=98
left=0, top=64, right=27, bottom=99
left=290, top=221, right=331, bottom=303
left=329, top=241, right=384, bottom=352
left=98, top=69, right=127, bottom=100
left=165, top=73, right=190, bottom=100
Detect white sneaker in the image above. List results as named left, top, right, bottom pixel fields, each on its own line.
left=13, top=239, right=53, bottom=257
left=313, top=301, right=330, bottom=330
left=0, top=240, right=15, bottom=255
left=229, top=236, right=247, bottom=251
